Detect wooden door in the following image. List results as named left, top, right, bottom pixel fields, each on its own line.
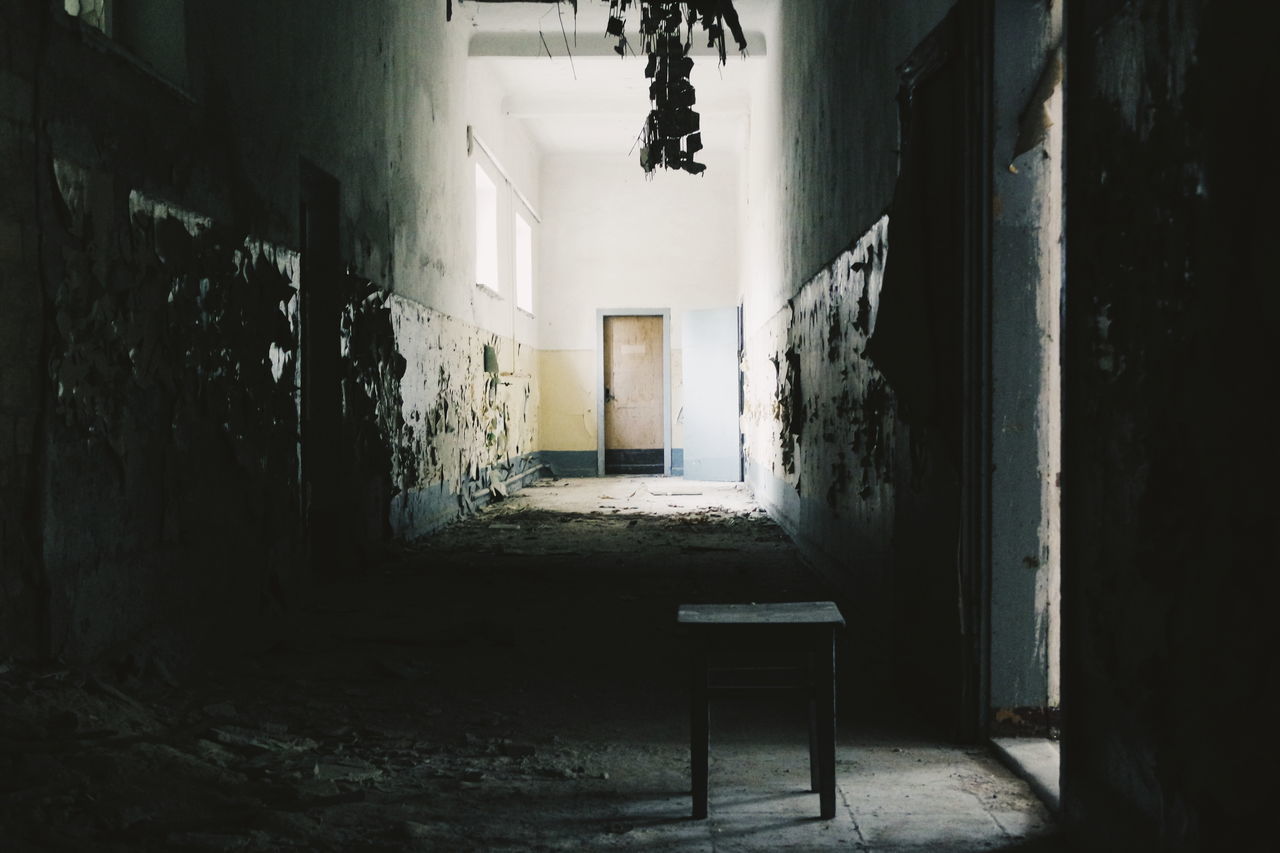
left=603, top=315, right=664, bottom=474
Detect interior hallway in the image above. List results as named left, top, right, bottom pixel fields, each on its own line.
left=2, top=1, right=1273, bottom=849
left=0, top=476, right=1061, bottom=851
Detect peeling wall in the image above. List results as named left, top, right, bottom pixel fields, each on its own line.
left=42, top=174, right=303, bottom=661
left=740, top=0, right=957, bottom=686
left=743, top=217, right=906, bottom=678
left=743, top=217, right=892, bottom=550
left=1063, top=0, right=1276, bottom=846
left=1, top=0, right=542, bottom=662
left=388, top=296, right=539, bottom=534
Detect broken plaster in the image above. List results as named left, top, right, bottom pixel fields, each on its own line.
left=743, top=216, right=894, bottom=511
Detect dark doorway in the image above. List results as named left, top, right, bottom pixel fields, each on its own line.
left=870, top=0, right=992, bottom=740
left=299, top=161, right=346, bottom=576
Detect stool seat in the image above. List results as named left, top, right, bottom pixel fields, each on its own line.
left=677, top=601, right=845, bottom=626
left=678, top=600, right=845, bottom=820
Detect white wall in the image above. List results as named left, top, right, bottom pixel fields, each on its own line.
left=738, top=2, right=785, bottom=341
left=538, top=153, right=740, bottom=454
left=387, top=0, right=469, bottom=314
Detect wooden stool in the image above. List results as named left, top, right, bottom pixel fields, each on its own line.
left=677, top=601, right=846, bottom=819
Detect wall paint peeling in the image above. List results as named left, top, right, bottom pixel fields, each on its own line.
left=4, top=1, right=543, bottom=666
left=41, top=158, right=542, bottom=660
left=50, top=175, right=301, bottom=470
left=743, top=216, right=899, bottom=680
left=43, top=169, right=304, bottom=663
left=388, top=297, right=539, bottom=536
left=744, top=215, right=892, bottom=516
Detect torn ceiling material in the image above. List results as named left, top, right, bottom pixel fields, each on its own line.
left=610, top=0, right=747, bottom=174
left=459, top=1, right=746, bottom=174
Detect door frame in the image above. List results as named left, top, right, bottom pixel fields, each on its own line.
left=596, top=309, right=672, bottom=477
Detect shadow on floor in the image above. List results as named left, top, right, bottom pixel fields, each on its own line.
left=0, top=476, right=1061, bottom=852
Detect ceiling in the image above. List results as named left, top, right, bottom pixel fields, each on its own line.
left=463, top=0, right=776, bottom=156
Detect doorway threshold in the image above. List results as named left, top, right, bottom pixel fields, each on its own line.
left=991, top=737, right=1060, bottom=815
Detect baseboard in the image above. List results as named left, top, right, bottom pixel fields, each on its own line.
left=540, top=448, right=685, bottom=477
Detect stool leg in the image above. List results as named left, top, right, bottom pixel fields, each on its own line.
left=817, top=630, right=837, bottom=819
left=808, top=690, right=820, bottom=792
left=691, top=640, right=709, bottom=819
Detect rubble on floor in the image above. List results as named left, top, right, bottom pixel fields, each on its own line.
left=1, top=477, right=1064, bottom=851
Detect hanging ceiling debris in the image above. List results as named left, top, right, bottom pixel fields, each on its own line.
left=458, top=0, right=747, bottom=175
left=609, top=0, right=747, bottom=174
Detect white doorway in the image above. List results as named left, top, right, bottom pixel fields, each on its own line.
left=681, top=308, right=741, bottom=481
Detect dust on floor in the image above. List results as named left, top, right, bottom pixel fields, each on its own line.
left=0, top=476, right=1065, bottom=851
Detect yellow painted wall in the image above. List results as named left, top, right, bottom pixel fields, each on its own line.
left=537, top=350, right=596, bottom=451
left=536, top=347, right=685, bottom=453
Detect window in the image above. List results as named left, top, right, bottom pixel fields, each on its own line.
left=474, top=164, right=500, bottom=291
left=64, top=0, right=189, bottom=89
left=65, top=0, right=109, bottom=34
left=514, top=208, right=534, bottom=314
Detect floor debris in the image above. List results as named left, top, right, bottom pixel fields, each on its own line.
left=0, top=476, right=1063, bottom=851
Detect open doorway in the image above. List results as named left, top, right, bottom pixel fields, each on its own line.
left=597, top=310, right=671, bottom=476
left=681, top=307, right=742, bottom=482
left=869, top=0, right=991, bottom=742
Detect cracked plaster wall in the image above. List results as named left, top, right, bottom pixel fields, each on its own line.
left=42, top=175, right=303, bottom=663
left=388, top=295, right=539, bottom=535
left=741, top=217, right=894, bottom=597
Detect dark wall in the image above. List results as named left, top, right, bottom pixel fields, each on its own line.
left=27, top=4, right=316, bottom=665
left=776, top=0, right=956, bottom=289
left=0, top=0, right=44, bottom=657
left=1063, top=0, right=1276, bottom=847
left=0, top=0, right=421, bottom=665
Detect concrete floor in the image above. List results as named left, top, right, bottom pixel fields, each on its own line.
left=0, top=475, right=1064, bottom=851
left=992, top=738, right=1061, bottom=816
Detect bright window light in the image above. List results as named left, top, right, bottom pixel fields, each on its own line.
left=65, top=0, right=108, bottom=34
left=515, top=210, right=534, bottom=314
left=475, top=164, right=499, bottom=291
